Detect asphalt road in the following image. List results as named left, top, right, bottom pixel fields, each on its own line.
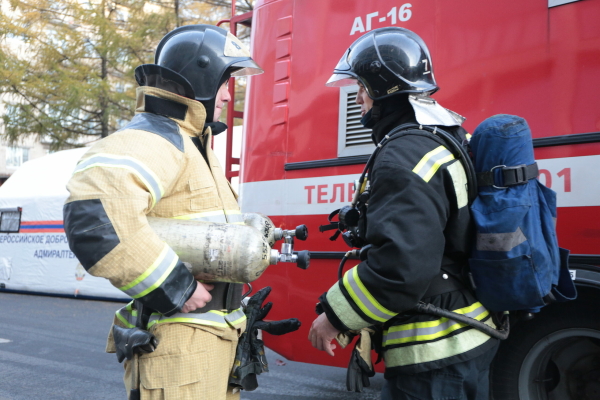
left=0, top=292, right=384, bottom=399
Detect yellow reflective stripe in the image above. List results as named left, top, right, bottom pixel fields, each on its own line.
left=383, top=302, right=489, bottom=346
left=115, top=302, right=137, bottom=328
left=133, top=254, right=178, bottom=299
left=120, top=246, right=169, bottom=292
left=225, top=210, right=244, bottom=224
left=173, top=210, right=243, bottom=224
left=115, top=311, right=135, bottom=328
left=118, top=245, right=179, bottom=299
left=74, top=154, right=164, bottom=207
left=150, top=317, right=230, bottom=328
left=147, top=308, right=246, bottom=329
left=412, top=146, right=455, bottom=182
left=173, top=210, right=227, bottom=223
left=326, top=281, right=371, bottom=330
left=174, top=210, right=225, bottom=219
left=388, top=302, right=484, bottom=332
left=383, top=318, right=496, bottom=368
left=343, top=267, right=397, bottom=323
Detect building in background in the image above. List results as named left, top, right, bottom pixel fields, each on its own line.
left=0, top=139, right=50, bottom=187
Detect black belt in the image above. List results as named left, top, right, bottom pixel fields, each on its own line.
left=191, top=282, right=243, bottom=314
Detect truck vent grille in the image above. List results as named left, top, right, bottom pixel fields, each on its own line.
left=338, top=86, right=374, bottom=157
left=344, top=89, right=373, bottom=148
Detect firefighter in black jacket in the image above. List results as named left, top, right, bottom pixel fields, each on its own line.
left=308, top=27, right=499, bottom=399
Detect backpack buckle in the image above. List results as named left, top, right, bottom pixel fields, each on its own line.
left=502, top=164, right=529, bottom=187
left=490, top=165, right=508, bottom=189
left=490, top=164, right=529, bottom=189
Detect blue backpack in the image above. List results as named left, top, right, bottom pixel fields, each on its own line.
left=467, top=114, right=577, bottom=313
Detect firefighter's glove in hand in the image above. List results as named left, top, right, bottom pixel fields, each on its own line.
left=335, top=330, right=358, bottom=348
left=244, top=286, right=302, bottom=337
left=229, top=287, right=301, bottom=391
left=253, top=318, right=301, bottom=335
left=346, top=329, right=375, bottom=393
left=112, top=325, right=158, bottom=363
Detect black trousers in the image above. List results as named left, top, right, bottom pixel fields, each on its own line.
left=381, top=341, right=500, bottom=400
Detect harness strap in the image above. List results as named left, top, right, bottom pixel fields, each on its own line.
left=476, top=162, right=539, bottom=188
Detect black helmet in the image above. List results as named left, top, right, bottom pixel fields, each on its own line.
left=135, top=25, right=263, bottom=122
left=326, top=27, right=438, bottom=100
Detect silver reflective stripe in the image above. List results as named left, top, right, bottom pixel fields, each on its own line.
left=383, top=304, right=488, bottom=345
left=174, top=211, right=228, bottom=223
left=412, top=146, right=455, bottom=182
left=74, top=154, right=163, bottom=206
left=476, top=227, right=527, bottom=252
left=383, top=318, right=496, bottom=368
left=115, top=302, right=137, bottom=328
left=120, top=246, right=178, bottom=299
left=343, top=267, right=397, bottom=323
left=326, top=281, right=371, bottom=330
left=224, top=308, right=246, bottom=326
left=147, top=308, right=246, bottom=329
left=226, top=211, right=244, bottom=224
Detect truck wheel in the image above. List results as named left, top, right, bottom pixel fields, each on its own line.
left=490, top=304, right=600, bottom=400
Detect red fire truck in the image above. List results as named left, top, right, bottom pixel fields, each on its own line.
left=220, top=0, right=600, bottom=398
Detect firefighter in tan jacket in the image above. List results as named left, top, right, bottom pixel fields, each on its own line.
left=64, top=26, right=263, bottom=399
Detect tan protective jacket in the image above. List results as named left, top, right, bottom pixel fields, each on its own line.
left=64, top=86, right=245, bottom=329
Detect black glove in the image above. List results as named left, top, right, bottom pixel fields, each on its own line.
left=229, top=286, right=301, bottom=391
left=112, top=325, right=158, bottom=363
left=345, top=329, right=375, bottom=393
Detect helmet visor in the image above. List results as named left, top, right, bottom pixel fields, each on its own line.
left=325, top=73, right=358, bottom=87
left=229, top=59, right=264, bottom=77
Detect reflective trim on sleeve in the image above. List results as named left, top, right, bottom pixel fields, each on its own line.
left=326, top=281, right=371, bottom=330
left=74, top=154, right=164, bottom=207
left=115, top=302, right=137, bottom=328
left=119, top=245, right=179, bottom=299
left=383, top=302, right=489, bottom=346
left=147, top=307, right=246, bottom=329
left=343, top=267, right=398, bottom=323
left=412, top=146, right=455, bottom=182
left=173, top=210, right=228, bottom=223
left=225, top=210, right=244, bottom=225
left=173, top=209, right=243, bottom=224
left=383, top=317, right=496, bottom=368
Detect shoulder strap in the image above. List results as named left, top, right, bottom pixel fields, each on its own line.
left=369, top=123, right=478, bottom=204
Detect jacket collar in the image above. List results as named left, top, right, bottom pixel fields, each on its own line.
left=135, top=86, right=207, bottom=137
left=371, top=107, right=417, bottom=145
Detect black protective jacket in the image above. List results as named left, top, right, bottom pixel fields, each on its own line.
left=321, top=106, right=498, bottom=376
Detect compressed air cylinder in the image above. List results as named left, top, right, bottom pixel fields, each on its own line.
left=242, top=212, right=276, bottom=247
left=147, top=217, right=274, bottom=283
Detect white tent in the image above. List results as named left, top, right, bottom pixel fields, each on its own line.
left=0, top=148, right=128, bottom=300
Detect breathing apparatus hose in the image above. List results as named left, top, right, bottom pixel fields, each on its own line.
left=414, top=302, right=509, bottom=340
left=338, top=249, right=363, bottom=280
left=338, top=255, right=349, bottom=281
